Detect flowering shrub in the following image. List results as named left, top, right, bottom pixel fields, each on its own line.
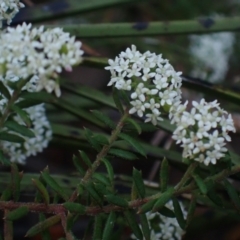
left=0, top=2, right=240, bottom=240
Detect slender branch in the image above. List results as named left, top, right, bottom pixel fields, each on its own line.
left=45, top=17, right=240, bottom=38
left=69, top=109, right=129, bottom=201
left=60, top=213, right=74, bottom=240
left=4, top=209, right=13, bottom=240
left=1, top=163, right=240, bottom=216
left=174, top=162, right=198, bottom=191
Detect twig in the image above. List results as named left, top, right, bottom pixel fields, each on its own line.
left=1, top=163, right=239, bottom=216
left=69, top=109, right=129, bottom=201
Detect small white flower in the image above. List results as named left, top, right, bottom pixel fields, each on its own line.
left=153, top=75, right=169, bottom=90
left=131, top=83, right=149, bottom=101
left=129, top=100, right=145, bottom=117
left=145, top=112, right=163, bottom=126
left=115, top=79, right=132, bottom=91
left=127, top=63, right=142, bottom=78
left=105, top=57, right=120, bottom=71
left=142, top=68, right=156, bottom=81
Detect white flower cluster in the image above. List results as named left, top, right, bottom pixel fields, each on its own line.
left=171, top=99, right=236, bottom=166
left=0, top=81, right=52, bottom=164
left=0, top=23, right=84, bottom=97
left=0, top=0, right=24, bottom=27
left=189, top=32, right=235, bottom=83
left=1, top=104, right=52, bottom=164
left=131, top=200, right=186, bottom=240
left=105, top=45, right=182, bottom=125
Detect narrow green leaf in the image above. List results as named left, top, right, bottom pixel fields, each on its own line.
left=140, top=214, right=151, bottom=240
left=94, top=182, right=109, bottom=196
left=160, top=158, right=169, bottom=192
left=4, top=120, right=35, bottom=138
left=35, top=168, right=51, bottom=204
left=119, top=133, right=146, bottom=157
left=108, top=148, right=138, bottom=160
left=158, top=206, right=175, bottom=218
left=0, top=187, right=12, bottom=201
left=102, top=212, right=116, bottom=240
left=84, top=128, right=101, bottom=151
left=102, top=158, right=114, bottom=186
left=133, top=168, right=145, bottom=198
left=92, top=134, right=109, bottom=145
left=0, top=81, right=11, bottom=99
left=32, top=178, right=50, bottom=205
left=131, top=181, right=138, bottom=201
left=124, top=210, right=143, bottom=240
left=63, top=202, right=86, bottom=214
left=41, top=171, right=68, bottom=201
left=192, top=173, right=207, bottom=195
left=77, top=184, right=84, bottom=197
left=11, top=105, right=32, bottom=127
left=119, top=90, right=130, bottom=106
left=11, top=163, right=21, bottom=201
left=223, top=179, right=240, bottom=210
left=91, top=110, right=115, bottom=129
left=20, top=91, right=54, bottom=102
left=125, top=118, right=142, bottom=134
left=112, top=88, right=124, bottom=114
left=186, top=197, right=196, bottom=227
left=172, top=198, right=186, bottom=229
left=207, top=189, right=223, bottom=207
left=79, top=150, right=92, bottom=168
left=39, top=213, right=51, bottom=240
left=0, top=132, right=25, bottom=143
left=93, top=173, right=111, bottom=186
left=25, top=215, right=61, bottom=237
left=139, top=199, right=157, bottom=214
left=0, top=150, right=11, bottom=166
left=66, top=212, right=77, bottom=231
left=152, top=188, right=174, bottom=212
left=15, top=99, right=42, bottom=109
left=72, top=155, right=85, bottom=176
left=93, top=214, right=103, bottom=240
left=6, top=207, right=29, bottom=221
left=83, top=182, right=103, bottom=205
left=139, top=123, right=157, bottom=132
left=105, top=194, right=128, bottom=207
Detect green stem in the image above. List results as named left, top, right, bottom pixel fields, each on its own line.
left=46, top=17, right=240, bottom=38
left=60, top=213, right=74, bottom=240
left=69, top=109, right=129, bottom=201
left=175, top=162, right=198, bottom=191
